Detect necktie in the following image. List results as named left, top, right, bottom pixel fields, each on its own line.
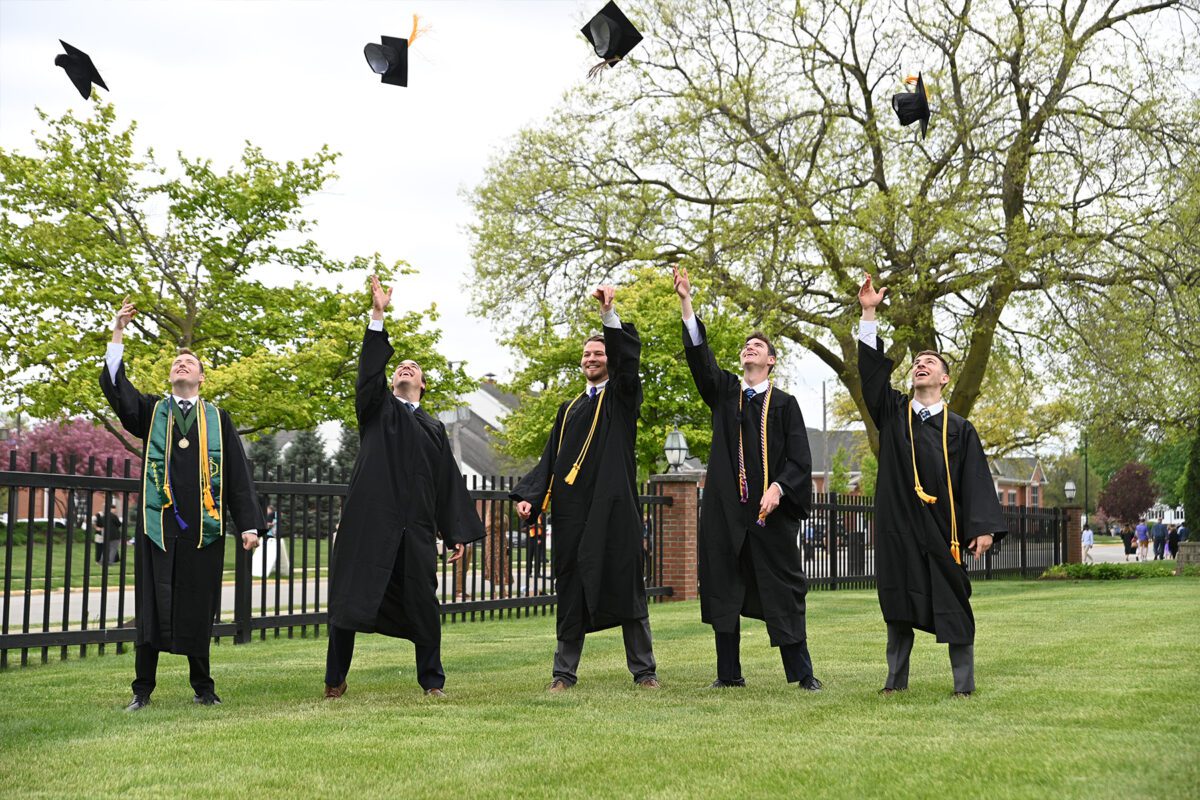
left=744, top=388, right=756, bottom=402
left=403, top=401, right=415, bottom=412
left=918, top=407, right=931, bottom=422
left=179, top=399, right=193, bottom=416
left=589, top=386, right=598, bottom=400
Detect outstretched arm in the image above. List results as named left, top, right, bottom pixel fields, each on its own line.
left=99, top=297, right=156, bottom=438
left=676, top=267, right=732, bottom=407
left=594, top=285, right=641, bottom=408
left=855, top=273, right=904, bottom=428
left=355, top=275, right=396, bottom=426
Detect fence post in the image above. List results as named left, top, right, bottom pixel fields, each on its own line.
left=1018, top=505, right=1029, bottom=578
left=1063, top=506, right=1082, bottom=564
left=826, top=494, right=838, bottom=590
left=648, top=471, right=700, bottom=601
left=234, top=537, right=252, bottom=644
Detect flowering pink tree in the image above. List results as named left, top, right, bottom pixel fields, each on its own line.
left=3, top=417, right=141, bottom=475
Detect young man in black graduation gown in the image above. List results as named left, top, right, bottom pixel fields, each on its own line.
left=100, top=299, right=265, bottom=711
left=324, top=276, right=485, bottom=698
left=855, top=274, right=1007, bottom=696
left=673, top=267, right=822, bottom=691
left=511, top=286, right=659, bottom=692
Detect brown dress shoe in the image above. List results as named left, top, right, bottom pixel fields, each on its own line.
left=547, top=678, right=571, bottom=693
left=324, top=681, right=347, bottom=699
left=636, top=678, right=661, bottom=690
left=424, top=687, right=447, bottom=697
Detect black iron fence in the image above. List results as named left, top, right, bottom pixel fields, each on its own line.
left=0, top=457, right=671, bottom=668
left=802, top=492, right=1067, bottom=590
left=1, top=454, right=1065, bottom=669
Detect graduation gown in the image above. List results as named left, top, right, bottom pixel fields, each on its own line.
left=684, top=317, right=813, bottom=645
left=100, top=363, right=265, bottom=657
left=510, top=322, right=646, bottom=642
left=858, top=337, right=1007, bottom=645
left=327, top=325, right=485, bottom=646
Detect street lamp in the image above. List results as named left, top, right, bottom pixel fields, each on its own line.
left=1064, top=479, right=1077, bottom=503
left=664, top=428, right=689, bottom=472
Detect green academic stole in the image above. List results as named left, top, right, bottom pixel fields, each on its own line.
left=141, top=398, right=225, bottom=550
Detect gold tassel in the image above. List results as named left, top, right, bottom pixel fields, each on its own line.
left=915, top=485, right=938, bottom=504
left=565, top=464, right=580, bottom=485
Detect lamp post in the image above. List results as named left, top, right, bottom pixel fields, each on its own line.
left=664, top=428, right=689, bottom=472
left=1064, top=479, right=1077, bottom=503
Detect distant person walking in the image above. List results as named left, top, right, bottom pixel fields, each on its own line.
left=1166, top=524, right=1180, bottom=559
left=1081, top=524, right=1094, bottom=564
left=1135, top=521, right=1150, bottom=562
left=1116, top=524, right=1135, bottom=561
left=1150, top=518, right=1168, bottom=560
left=1178, top=523, right=1189, bottom=543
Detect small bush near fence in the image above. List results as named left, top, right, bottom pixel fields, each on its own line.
left=1040, top=562, right=1200, bottom=580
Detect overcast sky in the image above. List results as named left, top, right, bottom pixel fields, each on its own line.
left=0, top=0, right=848, bottom=447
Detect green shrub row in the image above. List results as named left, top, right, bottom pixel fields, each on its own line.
left=1040, top=561, right=1200, bottom=580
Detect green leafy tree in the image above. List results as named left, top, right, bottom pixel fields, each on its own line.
left=858, top=450, right=878, bottom=498
left=498, top=267, right=754, bottom=476
left=1183, top=427, right=1200, bottom=531
left=247, top=432, right=281, bottom=476
left=829, top=445, right=852, bottom=495
left=332, top=424, right=360, bottom=477
left=469, top=0, right=1198, bottom=455
left=0, top=101, right=470, bottom=453
left=282, top=429, right=327, bottom=480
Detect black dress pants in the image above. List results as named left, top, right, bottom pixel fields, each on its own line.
left=714, top=625, right=814, bottom=684
left=324, top=624, right=445, bottom=691
left=132, top=644, right=213, bottom=698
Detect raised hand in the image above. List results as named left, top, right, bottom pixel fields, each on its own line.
left=592, top=285, right=616, bottom=316
left=370, top=275, right=393, bottom=320
left=857, top=273, right=887, bottom=320
left=673, top=266, right=694, bottom=318
left=111, top=296, right=137, bottom=343
left=673, top=267, right=692, bottom=299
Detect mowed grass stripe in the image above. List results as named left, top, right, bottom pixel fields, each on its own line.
left=0, top=579, right=1196, bottom=799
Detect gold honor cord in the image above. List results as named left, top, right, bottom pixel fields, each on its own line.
left=196, top=400, right=220, bottom=548
left=540, top=387, right=604, bottom=512
left=564, top=387, right=606, bottom=485
left=908, top=405, right=961, bottom=564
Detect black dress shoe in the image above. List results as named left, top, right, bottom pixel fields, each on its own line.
left=799, top=676, right=823, bottom=692
left=124, top=695, right=150, bottom=712
left=707, top=678, right=747, bottom=688
left=879, top=687, right=907, bottom=696
left=193, top=692, right=222, bottom=706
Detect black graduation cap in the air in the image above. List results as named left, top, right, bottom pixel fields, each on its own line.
left=364, top=34, right=409, bottom=87
left=582, top=2, right=643, bottom=78
left=55, top=40, right=108, bottom=100
left=892, top=72, right=931, bottom=139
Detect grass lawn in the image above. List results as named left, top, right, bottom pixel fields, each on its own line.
left=1, top=579, right=1197, bottom=799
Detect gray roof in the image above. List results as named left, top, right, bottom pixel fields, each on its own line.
left=990, top=456, right=1043, bottom=483
left=807, top=428, right=869, bottom=474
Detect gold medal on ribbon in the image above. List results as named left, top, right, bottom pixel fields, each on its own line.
left=178, top=438, right=190, bottom=449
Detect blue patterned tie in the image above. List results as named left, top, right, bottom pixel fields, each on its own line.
left=918, top=407, right=931, bottom=422
left=589, top=386, right=598, bottom=400
left=744, top=388, right=756, bottom=402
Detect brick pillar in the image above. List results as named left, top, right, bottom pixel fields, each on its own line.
left=1064, top=506, right=1083, bottom=563
left=650, top=471, right=701, bottom=601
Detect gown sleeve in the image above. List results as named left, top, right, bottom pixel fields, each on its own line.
left=220, top=409, right=268, bottom=535
left=683, top=316, right=736, bottom=408
left=956, top=419, right=1008, bottom=543
left=436, top=423, right=486, bottom=547
left=772, top=395, right=813, bottom=517
left=857, top=335, right=907, bottom=430
left=509, top=403, right=566, bottom=513
left=99, top=360, right=157, bottom=439
left=355, top=325, right=396, bottom=427
left=603, top=321, right=643, bottom=415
